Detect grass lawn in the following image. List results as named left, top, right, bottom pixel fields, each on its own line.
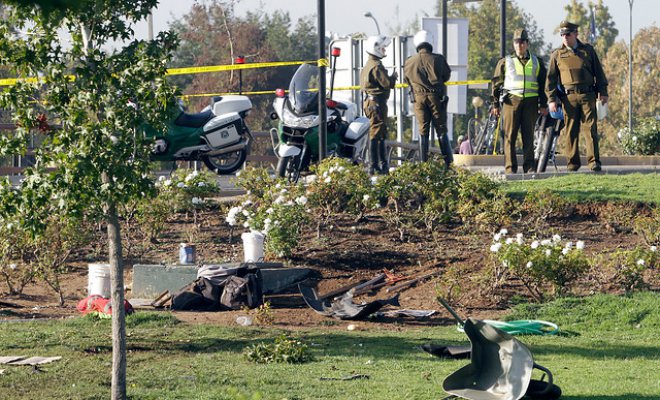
left=0, top=293, right=658, bottom=399
left=502, top=173, right=660, bottom=204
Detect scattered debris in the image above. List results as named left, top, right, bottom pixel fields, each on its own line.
left=0, top=356, right=62, bottom=366
left=76, top=295, right=134, bottom=317
left=386, top=270, right=444, bottom=293
left=150, top=290, right=172, bottom=308
left=379, top=309, right=436, bottom=319
left=438, top=298, right=562, bottom=400
left=299, top=285, right=399, bottom=320
left=319, top=374, right=369, bottom=381
left=421, top=344, right=471, bottom=360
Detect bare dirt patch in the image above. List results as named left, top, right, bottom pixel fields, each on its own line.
left=1, top=202, right=653, bottom=328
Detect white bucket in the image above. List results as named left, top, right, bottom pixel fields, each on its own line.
left=88, top=263, right=111, bottom=298
left=241, top=231, right=265, bottom=262
left=179, top=243, right=197, bottom=264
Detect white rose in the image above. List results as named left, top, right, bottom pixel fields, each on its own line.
left=490, top=243, right=502, bottom=253
left=637, top=259, right=645, bottom=266
left=531, top=241, right=540, bottom=249
left=576, top=241, right=585, bottom=250
left=526, top=261, right=533, bottom=269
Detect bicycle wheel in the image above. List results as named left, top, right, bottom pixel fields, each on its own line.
left=467, top=118, right=484, bottom=145
left=535, top=129, right=555, bottom=173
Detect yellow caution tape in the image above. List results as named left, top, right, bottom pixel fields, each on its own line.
left=166, top=60, right=316, bottom=76
left=0, top=77, right=42, bottom=86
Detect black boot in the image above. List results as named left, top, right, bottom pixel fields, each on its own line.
left=419, top=135, right=429, bottom=162
left=378, top=139, right=389, bottom=174
left=368, top=138, right=379, bottom=175
left=438, top=132, right=454, bottom=168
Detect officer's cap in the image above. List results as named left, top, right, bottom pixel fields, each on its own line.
left=559, top=20, right=579, bottom=35
left=513, top=29, right=528, bottom=41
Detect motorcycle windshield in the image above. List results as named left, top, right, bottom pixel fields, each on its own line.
left=288, top=64, right=320, bottom=115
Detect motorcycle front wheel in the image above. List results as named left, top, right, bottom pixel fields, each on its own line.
left=276, top=155, right=301, bottom=183
left=202, top=148, right=247, bottom=175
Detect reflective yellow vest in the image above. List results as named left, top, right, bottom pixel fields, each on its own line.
left=503, top=54, right=539, bottom=98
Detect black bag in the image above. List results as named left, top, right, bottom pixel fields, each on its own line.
left=171, top=277, right=220, bottom=311
left=171, top=266, right=263, bottom=311
left=220, top=270, right=263, bottom=310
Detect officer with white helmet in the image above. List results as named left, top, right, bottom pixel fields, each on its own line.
left=360, top=35, right=398, bottom=174
left=403, top=30, right=453, bottom=166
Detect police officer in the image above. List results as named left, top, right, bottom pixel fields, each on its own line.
left=491, top=28, right=548, bottom=174
left=546, top=20, right=608, bottom=172
left=403, top=30, right=453, bottom=166
left=360, top=35, right=397, bottom=174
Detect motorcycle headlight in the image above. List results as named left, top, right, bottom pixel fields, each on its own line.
left=282, top=107, right=319, bottom=128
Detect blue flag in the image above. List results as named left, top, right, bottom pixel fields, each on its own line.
left=589, top=7, right=597, bottom=43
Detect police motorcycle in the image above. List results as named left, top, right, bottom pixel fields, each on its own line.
left=145, top=95, right=253, bottom=175
left=269, top=48, right=370, bottom=182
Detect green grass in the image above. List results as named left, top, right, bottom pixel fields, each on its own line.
left=503, top=173, right=660, bottom=204
left=0, top=293, right=659, bottom=399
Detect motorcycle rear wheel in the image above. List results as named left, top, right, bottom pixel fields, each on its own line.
left=202, top=148, right=247, bottom=175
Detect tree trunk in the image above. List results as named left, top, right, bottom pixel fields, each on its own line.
left=107, top=202, right=127, bottom=400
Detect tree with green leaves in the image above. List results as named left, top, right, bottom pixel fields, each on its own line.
left=599, top=26, right=659, bottom=154
left=169, top=1, right=317, bottom=130
left=561, top=0, right=618, bottom=56
left=0, top=1, right=179, bottom=399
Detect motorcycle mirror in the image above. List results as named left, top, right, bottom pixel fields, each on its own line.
left=331, top=47, right=341, bottom=57
left=270, top=112, right=279, bottom=121
left=275, top=88, right=285, bottom=98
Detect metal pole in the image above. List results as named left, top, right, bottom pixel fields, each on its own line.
left=500, top=0, right=506, bottom=58
left=442, top=0, right=448, bottom=56
left=628, top=0, right=633, bottom=136
left=318, top=0, right=327, bottom=160
left=147, top=12, right=153, bottom=41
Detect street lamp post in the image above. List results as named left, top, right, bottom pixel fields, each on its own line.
left=318, top=0, right=327, bottom=160
left=628, top=0, right=634, bottom=136
left=363, top=11, right=381, bottom=35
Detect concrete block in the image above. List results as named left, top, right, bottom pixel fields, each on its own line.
left=131, top=263, right=318, bottom=299
left=132, top=264, right=197, bottom=299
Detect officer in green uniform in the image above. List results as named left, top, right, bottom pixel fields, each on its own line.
left=491, top=28, right=548, bottom=174
left=403, top=30, right=453, bottom=166
left=360, top=35, right=397, bottom=174
left=546, top=21, right=608, bottom=172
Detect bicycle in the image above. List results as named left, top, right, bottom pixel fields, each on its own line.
left=472, top=103, right=503, bottom=155
left=533, top=113, right=564, bottom=173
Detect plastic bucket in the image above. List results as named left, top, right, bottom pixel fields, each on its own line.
left=179, top=243, right=197, bottom=264
left=88, top=263, right=111, bottom=298
left=241, top=231, right=265, bottom=262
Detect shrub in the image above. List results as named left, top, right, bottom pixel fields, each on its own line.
left=156, top=169, right=220, bottom=213
left=306, top=157, right=377, bottom=218
left=489, top=229, right=590, bottom=301
left=618, top=117, right=660, bottom=155
left=456, top=169, right=514, bottom=233
left=378, top=160, right=458, bottom=232
left=226, top=174, right=309, bottom=258
left=521, top=189, right=571, bottom=233
left=0, top=220, right=36, bottom=295
left=633, top=208, right=660, bottom=246
left=607, top=246, right=658, bottom=294
left=244, top=334, right=312, bottom=364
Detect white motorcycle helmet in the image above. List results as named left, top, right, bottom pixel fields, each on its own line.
left=364, top=35, right=391, bottom=59
left=413, top=30, right=434, bottom=50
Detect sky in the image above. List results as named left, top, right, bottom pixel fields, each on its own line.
left=136, top=0, right=657, bottom=47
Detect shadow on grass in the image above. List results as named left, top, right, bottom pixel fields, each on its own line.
left=529, top=343, right=660, bottom=360
left=562, top=396, right=660, bottom=400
